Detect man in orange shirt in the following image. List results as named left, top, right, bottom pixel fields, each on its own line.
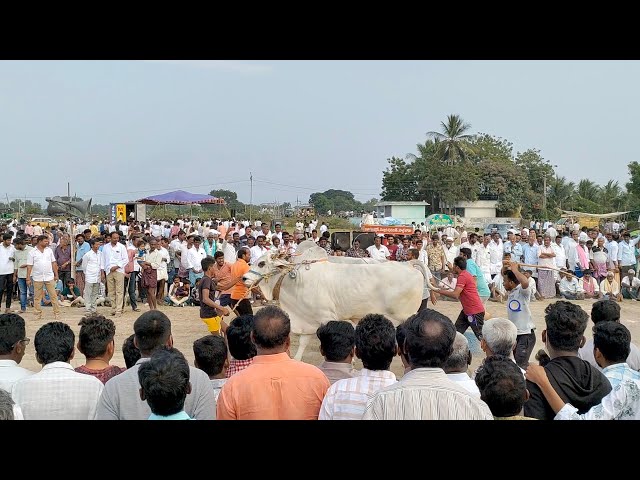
left=230, top=247, right=253, bottom=316
left=216, top=305, right=330, bottom=420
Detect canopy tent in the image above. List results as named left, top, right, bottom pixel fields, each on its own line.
left=561, top=210, right=630, bottom=219
left=136, top=190, right=226, bottom=205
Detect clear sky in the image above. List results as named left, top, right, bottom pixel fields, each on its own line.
left=1, top=60, right=637, bottom=207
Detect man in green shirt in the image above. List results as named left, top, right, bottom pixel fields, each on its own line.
left=60, top=278, right=84, bottom=307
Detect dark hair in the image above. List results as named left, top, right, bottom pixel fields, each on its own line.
left=453, top=256, right=467, bottom=270
left=34, top=322, right=75, bottom=364
left=75, top=233, right=84, bottom=240
left=593, top=322, right=631, bottom=363
left=459, top=247, right=471, bottom=259
left=226, top=315, right=257, bottom=360
left=396, top=322, right=408, bottom=356
left=122, top=334, right=141, bottom=369
left=138, top=347, right=190, bottom=417
left=77, top=315, right=116, bottom=359
left=355, top=314, right=397, bottom=370
left=193, top=335, right=228, bottom=377
left=590, top=299, right=621, bottom=324
left=404, top=309, right=455, bottom=368
left=0, top=313, right=26, bottom=355
left=2, top=233, right=12, bottom=241
left=109, top=231, right=120, bottom=238
left=408, top=248, right=419, bottom=260
left=474, top=355, right=527, bottom=417
left=252, top=305, right=290, bottom=349
left=544, top=301, right=588, bottom=351
left=201, top=256, right=215, bottom=272
left=503, top=270, right=518, bottom=285
left=133, top=311, right=172, bottom=355
left=213, top=251, right=225, bottom=259
left=36, top=234, right=48, bottom=243
left=316, top=321, right=355, bottom=362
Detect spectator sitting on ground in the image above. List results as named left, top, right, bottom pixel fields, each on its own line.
left=138, top=347, right=192, bottom=420
left=75, top=314, right=126, bottom=384
left=475, top=355, right=536, bottom=420
left=193, top=335, right=229, bottom=401
left=316, top=320, right=358, bottom=384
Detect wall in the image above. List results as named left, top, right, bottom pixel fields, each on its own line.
left=391, top=205, right=428, bottom=225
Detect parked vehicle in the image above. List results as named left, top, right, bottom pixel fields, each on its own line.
left=29, top=217, right=58, bottom=228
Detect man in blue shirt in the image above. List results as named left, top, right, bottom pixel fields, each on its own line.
left=459, top=247, right=491, bottom=304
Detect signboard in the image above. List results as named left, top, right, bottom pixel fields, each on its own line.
left=110, top=204, right=116, bottom=223
left=426, top=214, right=453, bottom=226
left=361, top=225, right=415, bottom=235
left=116, top=204, right=127, bottom=223
left=135, top=203, right=146, bottom=222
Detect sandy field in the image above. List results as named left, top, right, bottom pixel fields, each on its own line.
left=16, top=295, right=640, bottom=378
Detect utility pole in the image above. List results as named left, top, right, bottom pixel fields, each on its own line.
left=249, top=172, right=253, bottom=223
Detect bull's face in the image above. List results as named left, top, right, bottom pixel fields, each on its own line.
left=242, top=252, right=287, bottom=287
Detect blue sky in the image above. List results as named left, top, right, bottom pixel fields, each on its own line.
left=1, top=60, right=637, bottom=207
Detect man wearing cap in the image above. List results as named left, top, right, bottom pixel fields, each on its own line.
left=621, top=269, right=640, bottom=300
left=443, top=237, right=458, bottom=270
left=366, top=235, right=390, bottom=261
left=600, top=271, right=622, bottom=302
left=203, top=231, right=221, bottom=257
left=617, top=232, right=640, bottom=278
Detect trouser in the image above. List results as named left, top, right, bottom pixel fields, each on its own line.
left=0, top=273, right=14, bottom=309
left=622, top=286, right=639, bottom=300
left=106, top=271, right=125, bottom=315
left=75, top=271, right=85, bottom=293
left=189, top=269, right=204, bottom=286
left=561, top=292, right=585, bottom=300
left=33, top=280, right=60, bottom=317
left=230, top=298, right=253, bottom=316
left=125, top=271, right=139, bottom=309
left=219, top=294, right=232, bottom=307
left=455, top=310, right=485, bottom=341
left=84, top=282, right=101, bottom=312
left=169, top=295, right=190, bottom=306
left=168, top=267, right=177, bottom=286
left=514, top=330, right=536, bottom=369
left=58, top=270, right=72, bottom=288
left=17, top=278, right=27, bottom=311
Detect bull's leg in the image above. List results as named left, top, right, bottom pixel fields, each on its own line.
left=293, top=333, right=313, bottom=362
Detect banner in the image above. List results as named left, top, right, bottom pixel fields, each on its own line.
left=361, top=225, right=415, bottom=235
left=116, top=204, right=126, bottom=223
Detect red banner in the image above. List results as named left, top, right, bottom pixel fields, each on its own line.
left=361, top=225, right=415, bottom=235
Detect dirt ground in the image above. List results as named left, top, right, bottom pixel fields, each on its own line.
left=16, top=296, right=640, bottom=377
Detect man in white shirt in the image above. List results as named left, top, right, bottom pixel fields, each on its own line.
left=100, top=231, right=129, bottom=317
left=559, top=270, right=584, bottom=300
left=250, top=235, right=269, bottom=265
left=444, top=332, right=480, bottom=397
left=319, top=222, right=328, bottom=236
left=26, top=235, right=60, bottom=320
left=621, top=269, right=640, bottom=300
left=0, top=313, right=34, bottom=394
left=12, top=321, right=104, bottom=419
left=81, top=239, right=104, bottom=313
left=443, top=237, right=458, bottom=270
left=366, top=235, right=390, bottom=260
left=0, top=233, right=16, bottom=314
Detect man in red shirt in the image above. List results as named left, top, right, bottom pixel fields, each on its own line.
left=436, top=256, right=485, bottom=341
left=386, top=236, right=399, bottom=261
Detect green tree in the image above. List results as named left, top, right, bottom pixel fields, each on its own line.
left=477, top=159, right=529, bottom=216
left=468, top=133, right=514, bottom=165
left=514, top=149, right=554, bottom=196
left=426, top=114, right=476, bottom=166
left=381, top=156, right=420, bottom=201
left=209, top=189, right=245, bottom=211
left=547, top=176, right=575, bottom=212
left=626, top=161, right=640, bottom=198
left=576, top=179, right=601, bottom=203
left=600, top=180, right=624, bottom=211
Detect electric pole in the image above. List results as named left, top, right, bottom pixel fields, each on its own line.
left=249, top=172, right=253, bottom=223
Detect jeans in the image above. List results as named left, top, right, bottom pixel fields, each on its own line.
left=127, top=271, right=139, bottom=309
left=455, top=310, right=485, bottom=341
left=0, top=273, right=13, bottom=309
left=58, top=270, right=72, bottom=288
left=622, top=286, right=639, bottom=300
left=17, top=278, right=27, bottom=311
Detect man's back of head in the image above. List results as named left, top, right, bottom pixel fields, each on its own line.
left=481, top=318, right=517, bottom=357
left=443, top=332, right=471, bottom=374
left=0, top=313, right=26, bottom=359
left=122, top=334, right=141, bottom=369
left=544, top=301, right=588, bottom=353
left=593, top=322, right=631, bottom=365
left=590, top=299, right=621, bottom=325
left=355, top=314, right=396, bottom=371
left=252, top=305, right=290, bottom=351
left=316, top=321, right=355, bottom=363
left=133, top=311, right=172, bottom=356
left=226, top=315, right=257, bottom=360
left=138, top=347, right=190, bottom=418
left=35, top=322, right=75, bottom=365
left=405, top=309, right=455, bottom=369
left=193, top=335, right=228, bottom=378
left=475, top=355, right=528, bottom=418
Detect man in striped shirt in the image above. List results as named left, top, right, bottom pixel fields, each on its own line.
left=319, top=314, right=397, bottom=420
left=362, top=309, right=493, bottom=420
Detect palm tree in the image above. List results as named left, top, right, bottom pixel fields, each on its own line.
left=577, top=179, right=601, bottom=203
left=426, top=114, right=476, bottom=166
left=600, top=180, right=623, bottom=211
left=548, top=176, right=575, bottom=210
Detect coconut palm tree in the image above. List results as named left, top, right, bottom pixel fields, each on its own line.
left=426, top=114, right=476, bottom=166
left=548, top=176, right=575, bottom=210
left=577, top=179, right=601, bottom=203
left=600, top=180, right=623, bottom=211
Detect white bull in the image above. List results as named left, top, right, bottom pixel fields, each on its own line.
left=243, top=252, right=423, bottom=361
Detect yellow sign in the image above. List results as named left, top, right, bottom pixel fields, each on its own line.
left=116, top=204, right=126, bottom=223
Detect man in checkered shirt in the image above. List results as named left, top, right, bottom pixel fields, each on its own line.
left=225, top=315, right=257, bottom=378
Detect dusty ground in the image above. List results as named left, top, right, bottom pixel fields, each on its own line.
left=16, top=296, right=640, bottom=378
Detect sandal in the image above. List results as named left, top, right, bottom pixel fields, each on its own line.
left=133, top=308, right=141, bottom=312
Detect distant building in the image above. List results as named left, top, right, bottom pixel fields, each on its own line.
left=374, top=201, right=430, bottom=225
left=448, top=199, right=498, bottom=219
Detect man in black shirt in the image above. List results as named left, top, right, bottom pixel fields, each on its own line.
left=199, top=256, right=231, bottom=335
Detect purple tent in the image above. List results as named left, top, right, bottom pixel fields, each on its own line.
left=137, top=190, right=226, bottom=205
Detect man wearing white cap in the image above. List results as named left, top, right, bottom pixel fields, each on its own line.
left=203, top=231, right=221, bottom=257
left=621, top=269, right=640, bottom=300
